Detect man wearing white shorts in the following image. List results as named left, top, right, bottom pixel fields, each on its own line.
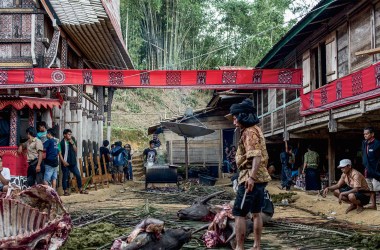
left=362, top=127, right=380, bottom=209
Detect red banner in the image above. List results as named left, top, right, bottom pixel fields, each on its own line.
left=301, top=62, right=380, bottom=116
left=0, top=68, right=302, bottom=89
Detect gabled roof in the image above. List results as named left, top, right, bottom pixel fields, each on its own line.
left=45, top=0, right=134, bottom=69
left=256, top=0, right=355, bottom=69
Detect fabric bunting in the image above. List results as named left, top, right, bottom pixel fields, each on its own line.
left=300, top=62, right=380, bottom=116
left=0, top=68, right=302, bottom=89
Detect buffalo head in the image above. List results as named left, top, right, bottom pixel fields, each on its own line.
left=177, top=191, right=224, bottom=221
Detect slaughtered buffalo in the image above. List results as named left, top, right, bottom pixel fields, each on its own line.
left=111, top=218, right=191, bottom=250
left=177, top=189, right=274, bottom=222
left=0, top=185, right=72, bottom=249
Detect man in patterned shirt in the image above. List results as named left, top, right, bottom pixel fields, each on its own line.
left=225, top=98, right=271, bottom=250
left=322, top=159, right=370, bottom=214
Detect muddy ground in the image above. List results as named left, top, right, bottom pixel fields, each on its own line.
left=60, top=179, right=380, bottom=249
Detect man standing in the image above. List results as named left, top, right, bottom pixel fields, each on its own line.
left=37, top=121, right=48, bottom=143
left=362, top=127, right=380, bottom=209
left=323, top=159, right=370, bottom=214
left=302, top=145, right=320, bottom=190
left=43, top=128, right=59, bottom=189
left=18, top=127, right=44, bottom=187
left=280, top=141, right=294, bottom=191
left=58, top=129, right=87, bottom=195
left=143, top=140, right=157, bottom=168
left=111, top=141, right=127, bottom=183
left=0, top=157, right=10, bottom=193
left=226, top=98, right=271, bottom=250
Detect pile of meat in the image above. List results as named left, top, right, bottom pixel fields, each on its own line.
left=0, top=185, right=72, bottom=249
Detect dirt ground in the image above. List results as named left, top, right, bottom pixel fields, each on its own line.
left=61, top=179, right=380, bottom=228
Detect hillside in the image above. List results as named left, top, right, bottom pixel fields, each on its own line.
left=109, top=89, right=212, bottom=150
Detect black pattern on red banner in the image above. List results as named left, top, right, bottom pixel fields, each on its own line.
left=109, top=71, right=124, bottom=85
left=140, top=72, right=150, bottom=85
left=253, top=70, right=263, bottom=84
left=278, top=70, right=293, bottom=84
left=197, top=71, right=207, bottom=85
left=375, top=64, right=380, bottom=88
left=309, top=93, right=314, bottom=108
left=24, top=69, right=34, bottom=83
left=351, top=72, right=363, bottom=96
left=166, top=72, right=181, bottom=85
left=222, top=71, right=237, bottom=84
left=0, top=71, right=8, bottom=85
left=83, top=70, right=93, bottom=84
left=321, top=87, right=328, bottom=105
left=336, top=80, right=342, bottom=100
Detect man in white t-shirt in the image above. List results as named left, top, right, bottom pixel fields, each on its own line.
left=0, top=157, right=11, bottom=193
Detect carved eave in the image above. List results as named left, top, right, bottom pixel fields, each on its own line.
left=44, top=0, right=134, bottom=69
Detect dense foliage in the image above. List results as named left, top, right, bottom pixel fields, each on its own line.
left=120, top=0, right=317, bottom=70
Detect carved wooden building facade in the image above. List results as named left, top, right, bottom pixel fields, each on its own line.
left=0, top=0, right=133, bottom=187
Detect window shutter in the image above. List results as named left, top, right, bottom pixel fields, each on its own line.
left=302, top=51, right=311, bottom=94
left=326, top=32, right=337, bottom=82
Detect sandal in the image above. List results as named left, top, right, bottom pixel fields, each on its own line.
left=80, top=189, right=89, bottom=194
left=63, top=191, right=70, bottom=196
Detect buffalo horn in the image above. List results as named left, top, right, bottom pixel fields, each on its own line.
left=200, top=191, right=225, bottom=204
left=191, top=223, right=210, bottom=234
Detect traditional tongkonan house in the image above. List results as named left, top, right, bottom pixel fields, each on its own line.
left=254, top=0, right=380, bottom=184
left=0, top=0, right=134, bottom=188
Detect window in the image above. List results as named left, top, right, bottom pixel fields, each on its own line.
left=337, top=24, right=348, bottom=78
left=276, top=89, right=283, bottom=108
left=256, top=91, right=262, bottom=116
left=350, top=7, right=371, bottom=72
left=325, top=32, right=337, bottom=82
left=263, top=90, right=268, bottom=114
left=375, top=3, right=380, bottom=62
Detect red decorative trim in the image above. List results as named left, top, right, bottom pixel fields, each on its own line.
left=1, top=68, right=302, bottom=89
left=0, top=146, right=28, bottom=176
left=0, top=96, right=61, bottom=110
left=301, top=62, right=380, bottom=116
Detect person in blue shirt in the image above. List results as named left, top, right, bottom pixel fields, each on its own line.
left=37, top=121, right=48, bottom=143
left=111, top=141, right=127, bottom=183
left=43, top=128, right=59, bottom=189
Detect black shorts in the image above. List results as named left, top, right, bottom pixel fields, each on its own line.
left=355, top=192, right=370, bottom=206
left=233, top=182, right=267, bottom=217
left=339, top=185, right=370, bottom=206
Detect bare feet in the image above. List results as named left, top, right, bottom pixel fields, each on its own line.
left=364, top=205, right=377, bottom=210
left=345, top=204, right=357, bottom=214
left=356, top=206, right=364, bottom=214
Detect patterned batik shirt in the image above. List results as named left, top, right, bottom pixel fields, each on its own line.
left=340, top=169, right=369, bottom=191
left=304, top=150, right=319, bottom=169
left=236, top=125, right=271, bottom=185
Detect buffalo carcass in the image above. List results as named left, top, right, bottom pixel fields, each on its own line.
left=192, top=205, right=253, bottom=249
left=0, top=184, right=72, bottom=250
left=111, top=218, right=191, bottom=250
left=177, top=189, right=274, bottom=223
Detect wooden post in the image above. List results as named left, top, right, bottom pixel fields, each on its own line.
left=97, top=156, right=105, bottom=189
left=185, top=136, right=188, bottom=180
left=328, top=134, right=336, bottom=185
left=79, top=158, right=83, bottom=177
left=89, top=154, right=97, bottom=190
left=102, top=155, right=112, bottom=183
left=218, top=130, right=223, bottom=178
